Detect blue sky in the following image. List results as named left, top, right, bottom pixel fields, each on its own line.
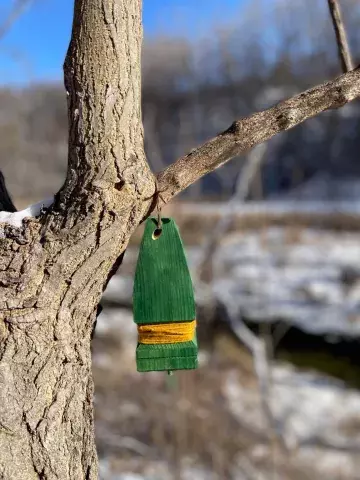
left=1, top=0, right=247, bottom=85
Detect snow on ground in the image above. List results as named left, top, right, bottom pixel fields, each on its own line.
left=103, top=226, right=360, bottom=338
left=96, top=211, right=360, bottom=479
left=212, top=228, right=360, bottom=337
left=99, top=459, right=220, bottom=480
left=223, top=362, right=360, bottom=479
left=95, top=309, right=360, bottom=479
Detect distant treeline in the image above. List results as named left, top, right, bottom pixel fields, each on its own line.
left=1, top=0, right=360, bottom=202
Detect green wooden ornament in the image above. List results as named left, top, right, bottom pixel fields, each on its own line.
left=133, top=217, right=198, bottom=372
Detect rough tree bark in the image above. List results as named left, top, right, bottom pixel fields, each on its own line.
left=0, top=1, right=360, bottom=479
left=0, top=1, right=153, bottom=478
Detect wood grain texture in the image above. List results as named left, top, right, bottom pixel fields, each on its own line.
left=133, top=218, right=196, bottom=324
left=133, top=217, right=197, bottom=372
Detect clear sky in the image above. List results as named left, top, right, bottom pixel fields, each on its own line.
left=1, top=0, right=248, bottom=85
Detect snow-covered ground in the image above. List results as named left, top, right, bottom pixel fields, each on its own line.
left=103, top=226, right=360, bottom=338
left=224, top=363, right=360, bottom=479
left=213, top=228, right=360, bottom=337
left=96, top=215, right=360, bottom=479
left=95, top=308, right=360, bottom=480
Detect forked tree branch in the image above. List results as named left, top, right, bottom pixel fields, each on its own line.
left=157, top=66, right=360, bottom=205
left=327, top=0, right=353, bottom=73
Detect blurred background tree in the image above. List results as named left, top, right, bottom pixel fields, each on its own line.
left=1, top=0, right=360, bottom=205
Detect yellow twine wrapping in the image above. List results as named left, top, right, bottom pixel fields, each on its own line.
left=138, top=320, right=196, bottom=344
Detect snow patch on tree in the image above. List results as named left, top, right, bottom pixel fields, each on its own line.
left=0, top=197, right=54, bottom=235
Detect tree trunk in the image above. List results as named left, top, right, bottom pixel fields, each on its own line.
left=0, top=1, right=154, bottom=478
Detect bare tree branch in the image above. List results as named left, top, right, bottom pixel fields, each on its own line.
left=220, top=296, right=281, bottom=448
left=0, top=0, right=33, bottom=41
left=327, top=0, right=353, bottom=73
left=157, top=67, right=360, bottom=205
left=196, top=144, right=267, bottom=282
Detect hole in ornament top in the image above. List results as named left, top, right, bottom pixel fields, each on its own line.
left=152, top=228, right=162, bottom=240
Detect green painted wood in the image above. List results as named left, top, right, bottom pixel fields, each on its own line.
left=137, top=336, right=198, bottom=371
left=133, top=217, right=198, bottom=372
left=136, top=354, right=198, bottom=372
left=133, top=217, right=196, bottom=324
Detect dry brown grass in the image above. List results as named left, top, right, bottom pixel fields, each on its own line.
left=93, top=326, right=343, bottom=479
left=92, top=326, right=270, bottom=479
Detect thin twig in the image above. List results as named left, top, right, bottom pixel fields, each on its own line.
left=0, top=0, right=33, bottom=41
left=220, top=297, right=280, bottom=442
left=157, top=67, right=360, bottom=205
left=196, top=144, right=267, bottom=282
left=327, top=0, right=353, bottom=73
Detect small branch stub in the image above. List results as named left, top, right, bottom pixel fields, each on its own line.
left=327, top=0, right=353, bottom=73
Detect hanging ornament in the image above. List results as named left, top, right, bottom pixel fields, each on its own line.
left=133, top=216, right=198, bottom=373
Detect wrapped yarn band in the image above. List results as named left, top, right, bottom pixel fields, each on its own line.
left=138, top=320, right=196, bottom=345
